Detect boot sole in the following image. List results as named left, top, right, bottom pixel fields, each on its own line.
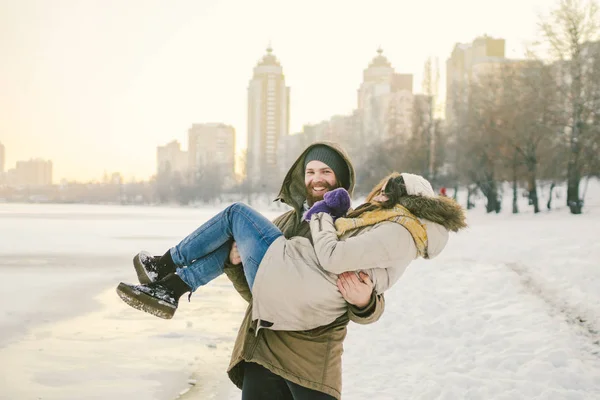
left=133, top=253, right=154, bottom=285
left=116, top=283, right=176, bottom=319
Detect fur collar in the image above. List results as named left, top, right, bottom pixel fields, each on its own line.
left=397, top=195, right=467, bottom=232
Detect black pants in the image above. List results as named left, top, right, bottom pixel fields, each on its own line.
left=241, top=362, right=336, bottom=400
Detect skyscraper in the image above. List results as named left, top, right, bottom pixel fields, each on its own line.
left=246, top=46, right=290, bottom=187
left=445, top=35, right=506, bottom=128
left=357, top=48, right=413, bottom=142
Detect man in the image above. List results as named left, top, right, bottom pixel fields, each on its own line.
left=224, top=142, right=385, bottom=399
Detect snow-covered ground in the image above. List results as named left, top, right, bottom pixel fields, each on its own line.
left=1, top=179, right=599, bottom=400
left=339, top=182, right=600, bottom=400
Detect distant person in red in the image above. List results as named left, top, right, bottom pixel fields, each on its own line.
left=439, top=187, right=448, bottom=197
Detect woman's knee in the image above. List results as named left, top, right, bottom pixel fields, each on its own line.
left=229, top=202, right=251, bottom=213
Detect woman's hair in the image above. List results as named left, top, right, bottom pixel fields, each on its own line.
left=346, top=172, right=408, bottom=218
left=365, top=172, right=407, bottom=207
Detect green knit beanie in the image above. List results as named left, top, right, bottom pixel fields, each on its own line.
left=303, top=145, right=350, bottom=190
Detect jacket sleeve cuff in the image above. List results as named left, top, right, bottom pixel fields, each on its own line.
left=223, top=261, right=252, bottom=303
left=348, top=291, right=377, bottom=317
left=348, top=291, right=385, bottom=324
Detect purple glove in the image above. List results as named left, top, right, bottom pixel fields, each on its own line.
left=323, top=187, right=351, bottom=213
left=304, top=199, right=334, bottom=221
left=304, top=188, right=351, bottom=221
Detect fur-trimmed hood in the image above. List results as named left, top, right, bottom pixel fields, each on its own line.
left=360, top=172, right=467, bottom=258
left=274, top=141, right=355, bottom=216
left=363, top=172, right=467, bottom=233
left=397, top=195, right=467, bottom=233
left=397, top=194, right=467, bottom=259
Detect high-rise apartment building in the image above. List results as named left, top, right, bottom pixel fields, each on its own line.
left=445, top=35, right=506, bottom=128
left=14, top=159, right=53, bottom=186
left=246, top=47, right=290, bottom=185
left=357, top=49, right=414, bottom=142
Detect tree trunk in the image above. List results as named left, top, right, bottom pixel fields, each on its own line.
left=489, top=191, right=501, bottom=213
left=466, top=185, right=475, bottom=210
left=530, top=181, right=540, bottom=214
left=567, top=51, right=583, bottom=215
left=567, top=157, right=583, bottom=214
left=547, top=182, right=555, bottom=210
left=527, top=159, right=540, bottom=214
left=512, top=151, right=519, bottom=214
left=479, top=179, right=500, bottom=214
left=512, top=179, right=519, bottom=214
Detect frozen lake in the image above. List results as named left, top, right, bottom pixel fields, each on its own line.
left=0, top=203, right=277, bottom=400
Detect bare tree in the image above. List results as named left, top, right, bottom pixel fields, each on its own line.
left=580, top=41, right=600, bottom=180
left=155, top=163, right=174, bottom=204
left=496, top=61, right=561, bottom=213
left=356, top=137, right=408, bottom=193
left=191, top=162, right=226, bottom=204
left=460, top=71, right=505, bottom=213
left=445, top=60, right=471, bottom=205
left=421, top=57, right=441, bottom=180
left=509, top=150, right=524, bottom=214
left=409, top=94, right=432, bottom=177
left=538, top=0, right=600, bottom=213
left=490, top=64, right=524, bottom=214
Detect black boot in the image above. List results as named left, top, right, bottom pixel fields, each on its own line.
left=116, top=273, right=191, bottom=319
left=133, top=250, right=176, bottom=284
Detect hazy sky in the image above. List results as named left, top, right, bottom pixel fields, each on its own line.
left=0, top=0, right=552, bottom=182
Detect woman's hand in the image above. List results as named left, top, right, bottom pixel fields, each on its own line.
left=337, top=271, right=373, bottom=308
left=304, top=199, right=334, bottom=221
left=304, top=188, right=351, bottom=221
left=229, top=242, right=242, bottom=265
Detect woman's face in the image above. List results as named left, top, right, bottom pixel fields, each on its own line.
left=372, top=180, right=390, bottom=203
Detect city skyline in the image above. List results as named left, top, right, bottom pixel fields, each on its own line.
left=1, top=0, right=552, bottom=182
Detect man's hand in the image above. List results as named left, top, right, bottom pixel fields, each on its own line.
left=337, top=271, right=373, bottom=308
left=229, top=242, right=242, bottom=265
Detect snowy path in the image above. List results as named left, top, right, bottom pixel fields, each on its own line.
left=342, top=259, right=600, bottom=400
left=505, top=262, right=599, bottom=352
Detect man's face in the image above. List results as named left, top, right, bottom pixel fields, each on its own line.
left=305, top=160, right=339, bottom=206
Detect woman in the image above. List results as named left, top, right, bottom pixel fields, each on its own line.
left=116, top=172, right=466, bottom=331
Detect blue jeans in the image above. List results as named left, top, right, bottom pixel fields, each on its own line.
left=171, top=203, right=283, bottom=291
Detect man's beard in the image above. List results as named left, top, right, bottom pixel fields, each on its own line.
left=305, top=181, right=340, bottom=206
